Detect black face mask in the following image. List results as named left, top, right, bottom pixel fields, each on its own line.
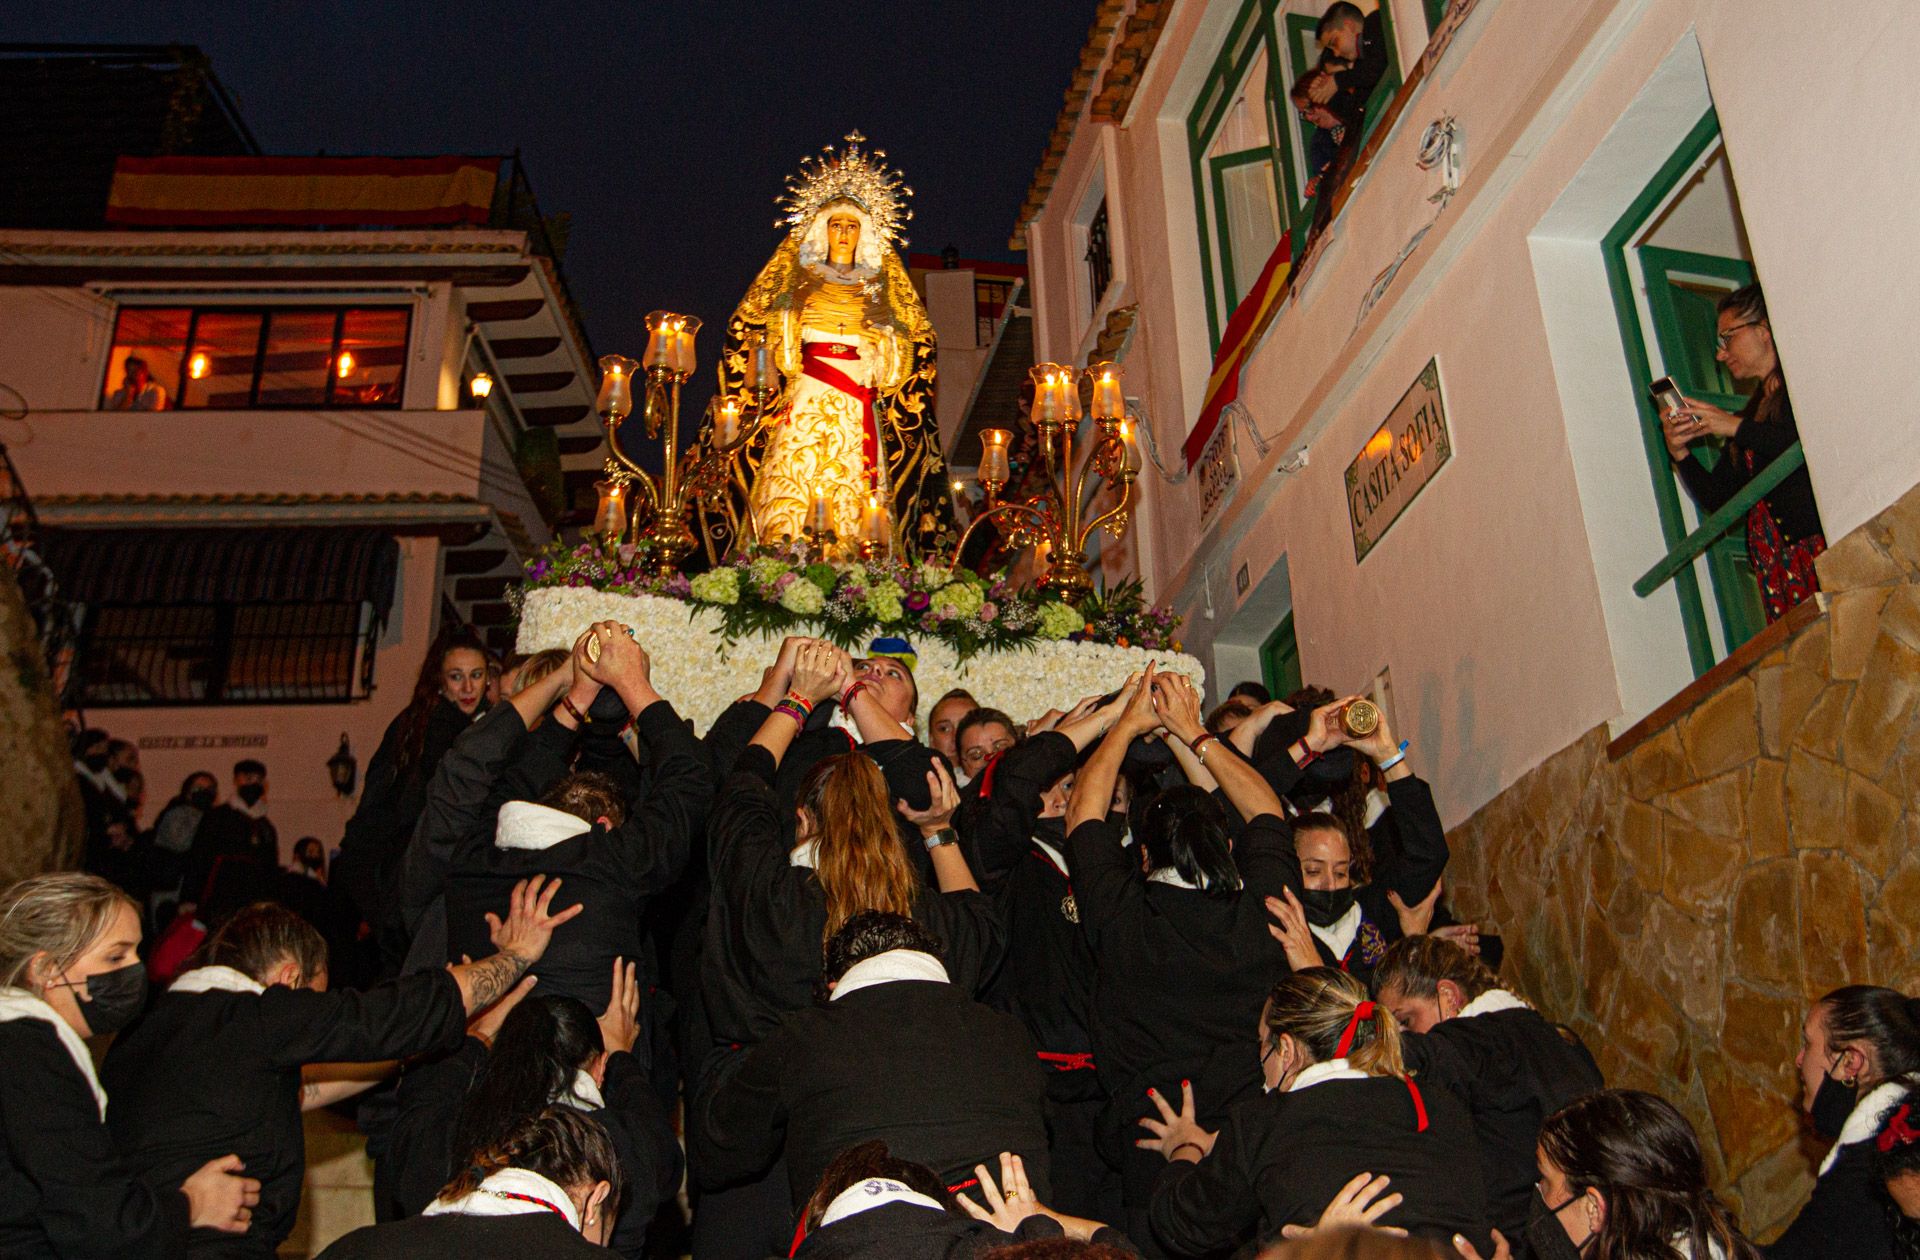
left=82, top=753, right=110, bottom=773
left=1810, top=1062, right=1859, bottom=1139
left=1297, top=885, right=1357, bottom=927
left=110, top=766, right=137, bottom=785
left=1526, top=1188, right=1593, bottom=1260
left=236, top=784, right=265, bottom=807
left=1033, top=817, right=1068, bottom=845
left=188, top=787, right=216, bottom=809
left=55, top=961, right=148, bottom=1037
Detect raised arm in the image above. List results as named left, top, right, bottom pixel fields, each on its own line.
left=1347, top=710, right=1447, bottom=904
left=897, top=759, right=979, bottom=893
left=1153, top=674, right=1283, bottom=822
left=1066, top=670, right=1155, bottom=833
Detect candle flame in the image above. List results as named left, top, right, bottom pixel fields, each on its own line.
left=188, top=352, right=210, bottom=380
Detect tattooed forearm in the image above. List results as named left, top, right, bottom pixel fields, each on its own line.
left=454, top=950, right=533, bottom=1015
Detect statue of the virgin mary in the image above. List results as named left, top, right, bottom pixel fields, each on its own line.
left=717, top=133, right=953, bottom=555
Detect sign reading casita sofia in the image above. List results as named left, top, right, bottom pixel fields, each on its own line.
left=1346, top=359, right=1452, bottom=562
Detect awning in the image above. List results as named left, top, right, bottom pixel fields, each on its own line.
left=40, top=526, right=399, bottom=618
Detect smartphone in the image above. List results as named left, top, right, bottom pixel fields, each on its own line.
left=1648, top=376, right=1686, bottom=417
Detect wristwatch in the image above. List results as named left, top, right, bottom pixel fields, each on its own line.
left=924, top=827, right=958, bottom=851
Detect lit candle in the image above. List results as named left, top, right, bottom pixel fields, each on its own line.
left=1062, top=369, right=1084, bottom=423
left=596, top=355, right=637, bottom=420
left=1118, top=419, right=1141, bottom=473
left=714, top=396, right=744, bottom=447
left=1029, top=364, right=1062, bottom=426
left=807, top=488, right=833, bottom=535
left=592, top=479, right=628, bottom=541
left=642, top=323, right=668, bottom=370
left=860, top=494, right=891, bottom=544
left=336, top=350, right=355, bottom=379
left=1090, top=363, right=1124, bottom=420
left=188, top=351, right=210, bottom=380
left=980, top=428, right=1012, bottom=488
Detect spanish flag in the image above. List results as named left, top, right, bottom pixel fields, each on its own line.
left=1183, top=230, right=1293, bottom=468
left=105, top=156, right=501, bottom=228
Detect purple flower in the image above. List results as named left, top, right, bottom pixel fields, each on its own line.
left=665, top=573, right=692, bottom=598
left=906, top=591, right=931, bottom=612
left=774, top=572, right=797, bottom=591
left=529, top=559, right=552, bottom=580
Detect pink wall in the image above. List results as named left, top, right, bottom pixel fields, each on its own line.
left=96, top=536, right=444, bottom=863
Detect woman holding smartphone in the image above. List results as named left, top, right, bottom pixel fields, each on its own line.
left=1659, top=282, right=1826, bottom=624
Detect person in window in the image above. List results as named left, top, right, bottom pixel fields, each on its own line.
left=1662, top=282, right=1827, bottom=624
left=106, top=355, right=169, bottom=410
left=1310, top=3, right=1388, bottom=139
left=0, top=872, right=261, bottom=1256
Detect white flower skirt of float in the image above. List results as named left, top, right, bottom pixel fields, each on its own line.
left=517, top=586, right=1207, bottom=736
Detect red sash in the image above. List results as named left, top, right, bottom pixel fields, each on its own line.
left=801, top=341, right=880, bottom=478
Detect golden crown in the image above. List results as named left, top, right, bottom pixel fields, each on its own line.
left=777, top=131, right=912, bottom=246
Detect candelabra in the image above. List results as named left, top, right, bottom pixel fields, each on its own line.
left=592, top=312, right=779, bottom=573
left=950, top=360, right=1141, bottom=604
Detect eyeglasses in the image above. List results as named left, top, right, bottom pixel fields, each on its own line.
left=1715, top=320, right=1760, bottom=349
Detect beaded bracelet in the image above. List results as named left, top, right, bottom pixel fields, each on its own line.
left=558, top=694, right=591, bottom=727
left=784, top=690, right=816, bottom=716
left=1189, top=732, right=1219, bottom=758
left=773, top=699, right=809, bottom=727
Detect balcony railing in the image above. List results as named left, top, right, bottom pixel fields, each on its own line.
left=1632, top=443, right=1806, bottom=598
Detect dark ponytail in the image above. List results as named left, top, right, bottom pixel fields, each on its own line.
left=439, top=1106, right=622, bottom=1212
left=1818, top=987, right=1920, bottom=1083
left=1139, top=784, right=1241, bottom=894
left=450, top=995, right=604, bottom=1179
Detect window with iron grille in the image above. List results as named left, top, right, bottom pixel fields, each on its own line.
left=100, top=306, right=411, bottom=411
left=75, top=600, right=379, bottom=706
left=1084, top=201, right=1113, bottom=314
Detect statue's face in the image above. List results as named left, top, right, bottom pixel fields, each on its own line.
left=826, top=212, right=862, bottom=267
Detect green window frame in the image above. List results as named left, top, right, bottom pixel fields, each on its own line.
left=1606, top=109, right=1785, bottom=674
left=1260, top=611, right=1303, bottom=699
left=1424, top=0, right=1447, bottom=37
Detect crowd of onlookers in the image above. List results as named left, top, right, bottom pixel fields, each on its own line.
left=18, top=608, right=1917, bottom=1260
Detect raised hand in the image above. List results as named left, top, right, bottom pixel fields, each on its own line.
left=487, top=874, right=583, bottom=963
left=898, top=760, right=961, bottom=836
left=1432, top=921, right=1483, bottom=955
left=1152, top=673, right=1206, bottom=745
left=1264, top=889, right=1324, bottom=973
left=1115, top=664, right=1161, bottom=737
left=598, top=957, right=640, bottom=1056
left=1279, top=1171, right=1407, bottom=1239
left=790, top=640, right=843, bottom=704
left=1303, top=696, right=1361, bottom=755
left=1387, top=877, right=1444, bottom=939
left=1454, top=1229, right=1514, bottom=1259
left=1136, top=1078, right=1217, bottom=1161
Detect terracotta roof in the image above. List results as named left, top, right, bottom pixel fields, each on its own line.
left=1010, top=1, right=1177, bottom=249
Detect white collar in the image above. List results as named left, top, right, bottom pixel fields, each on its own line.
left=1289, top=1058, right=1367, bottom=1093
left=1361, top=788, right=1389, bottom=829
left=423, top=1167, right=582, bottom=1231
left=495, top=801, right=593, bottom=851
left=1820, top=1079, right=1911, bottom=1175
left=75, top=762, right=124, bottom=799
left=1032, top=835, right=1069, bottom=875
left=790, top=839, right=818, bottom=869
left=233, top=796, right=269, bottom=819
left=0, top=987, right=107, bottom=1119
left=1147, top=867, right=1209, bottom=890
left=830, top=949, right=950, bottom=1001
left=1457, top=988, right=1530, bottom=1018
left=558, top=1068, right=604, bottom=1111
left=1308, top=903, right=1363, bottom=957
left=169, top=965, right=267, bottom=995
left=829, top=703, right=916, bottom=745
left=819, top=1177, right=945, bottom=1227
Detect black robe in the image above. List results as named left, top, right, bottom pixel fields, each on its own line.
left=102, top=970, right=466, bottom=1257
left=439, top=698, right=710, bottom=1011
left=697, top=744, right=1004, bottom=1057
left=0, top=1015, right=190, bottom=1258
left=316, top=1211, right=608, bottom=1260
left=792, top=1201, right=1137, bottom=1260
left=380, top=1036, right=681, bottom=1258
left=1399, top=1000, right=1603, bottom=1246
left=1149, top=1071, right=1491, bottom=1257
left=696, top=977, right=1050, bottom=1212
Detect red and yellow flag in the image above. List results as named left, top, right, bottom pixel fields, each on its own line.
left=1183, top=231, right=1293, bottom=468
left=106, top=156, right=501, bottom=228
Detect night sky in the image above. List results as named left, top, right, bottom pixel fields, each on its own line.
left=5, top=0, right=1098, bottom=377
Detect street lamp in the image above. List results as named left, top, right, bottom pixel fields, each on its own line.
left=326, top=734, right=357, bottom=797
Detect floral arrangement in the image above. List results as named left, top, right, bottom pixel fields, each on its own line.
left=517, top=538, right=1182, bottom=661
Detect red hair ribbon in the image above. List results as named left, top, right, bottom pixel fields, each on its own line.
left=1879, top=1104, right=1919, bottom=1153
left=1335, top=1000, right=1377, bottom=1058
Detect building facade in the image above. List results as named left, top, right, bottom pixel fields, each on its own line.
left=1010, top=0, right=1920, bottom=1232
left=0, top=48, right=605, bottom=855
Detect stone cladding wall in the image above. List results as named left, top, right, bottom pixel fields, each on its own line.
left=1444, top=481, right=1920, bottom=1239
